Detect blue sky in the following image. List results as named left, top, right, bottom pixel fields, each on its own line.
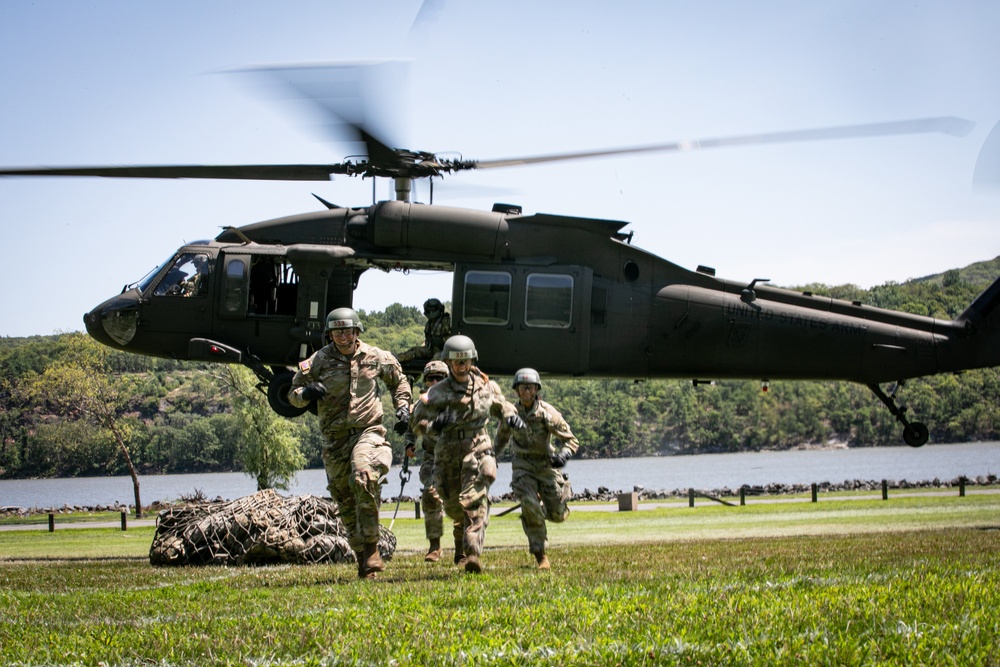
left=1, top=1, right=998, bottom=338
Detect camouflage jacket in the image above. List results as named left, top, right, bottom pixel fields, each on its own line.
left=425, top=313, right=451, bottom=354
left=495, top=398, right=579, bottom=460
left=412, top=368, right=516, bottom=448
left=290, top=340, right=410, bottom=439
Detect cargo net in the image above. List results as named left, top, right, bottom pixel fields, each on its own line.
left=149, top=488, right=396, bottom=566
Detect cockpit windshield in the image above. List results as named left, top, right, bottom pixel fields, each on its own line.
left=152, top=253, right=211, bottom=297
left=134, top=254, right=174, bottom=294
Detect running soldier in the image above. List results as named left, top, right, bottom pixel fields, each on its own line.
left=412, top=335, right=524, bottom=573
left=403, top=359, right=449, bottom=562
left=289, top=307, right=411, bottom=579
left=495, top=368, right=579, bottom=570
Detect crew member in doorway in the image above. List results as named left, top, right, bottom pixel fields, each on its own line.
left=397, top=298, right=451, bottom=362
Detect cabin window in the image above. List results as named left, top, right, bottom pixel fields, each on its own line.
left=153, top=253, right=210, bottom=298
left=525, top=273, right=573, bottom=328
left=463, top=271, right=511, bottom=325
left=223, top=259, right=247, bottom=315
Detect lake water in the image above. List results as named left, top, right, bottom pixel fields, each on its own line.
left=2, top=441, right=998, bottom=510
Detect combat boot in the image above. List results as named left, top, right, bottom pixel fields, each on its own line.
left=534, top=551, right=550, bottom=571
left=359, top=542, right=385, bottom=579
left=424, top=538, right=442, bottom=563
left=354, top=551, right=365, bottom=578
left=464, top=554, right=483, bottom=574
left=453, top=537, right=466, bottom=566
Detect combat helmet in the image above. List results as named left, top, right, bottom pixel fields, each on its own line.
left=512, top=367, right=542, bottom=389
left=441, top=335, right=477, bottom=361
left=422, top=359, right=449, bottom=382
left=325, top=307, right=364, bottom=333
left=423, top=298, right=444, bottom=315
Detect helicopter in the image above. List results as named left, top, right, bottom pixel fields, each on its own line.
left=2, top=102, right=997, bottom=447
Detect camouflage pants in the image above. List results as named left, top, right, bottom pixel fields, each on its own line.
left=510, top=457, right=572, bottom=555
left=419, top=452, right=444, bottom=541
left=434, top=435, right=496, bottom=559
left=322, top=425, right=392, bottom=553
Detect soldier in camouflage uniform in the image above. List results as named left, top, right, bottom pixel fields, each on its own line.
left=412, top=335, right=525, bottom=573
left=403, top=359, right=449, bottom=562
left=496, top=368, right=579, bottom=570
left=289, top=307, right=411, bottom=579
left=397, top=298, right=452, bottom=362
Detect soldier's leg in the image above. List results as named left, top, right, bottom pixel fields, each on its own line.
left=458, top=445, right=496, bottom=573
left=512, top=466, right=548, bottom=556
left=350, top=430, right=393, bottom=576
left=420, top=457, right=444, bottom=545
left=322, top=445, right=358, bottom=550
left=434, top=448, right=466, bottom=564
left=540, top=467, right=573, bottom=523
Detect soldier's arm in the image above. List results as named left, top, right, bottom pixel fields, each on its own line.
left=495, top=416, right=512, bottom=457
left=288, top=357, right=317, bottom=408
left=548, top=407, right=580, bottom=456
left=380, top=351, right=412, bottom=412
left=487, top=381, right=519, bottom=421
left=411, top=396, right=433, bottom=438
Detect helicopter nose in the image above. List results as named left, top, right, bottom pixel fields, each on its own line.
left=83, top=291, right=141, bottom=347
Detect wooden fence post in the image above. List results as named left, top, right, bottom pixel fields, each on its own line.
left=414, top=501, right=421, bottom=519
left=121, top=510, right=127, bottom=531
left=959, top=477, right=966, bottom=497
left=48, top=513, right=54, bottom=532
left=811, top=483, right=818, bottom=503
left=882, top=479, right=888, bottom=500
left=688, top=488, right=695, bottom=508
left=739, top=486, right=746, bottom=506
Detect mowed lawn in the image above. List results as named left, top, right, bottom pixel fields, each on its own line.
left=1, top=492, right=998, bottom=666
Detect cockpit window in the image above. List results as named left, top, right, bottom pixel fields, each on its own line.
left=135, top=255, right=172, bottom=294
left=153, top=253, right=211, bottom=297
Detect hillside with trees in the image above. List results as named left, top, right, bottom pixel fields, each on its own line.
left=1, top=257, right=998, bottom=480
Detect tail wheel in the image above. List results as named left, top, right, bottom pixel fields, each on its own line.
left=903, top=422, right=929, bottom=448
left=267, top=369, right=308, bottom=418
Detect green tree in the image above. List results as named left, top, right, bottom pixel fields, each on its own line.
left=219, top=366, right=305, bottom=490
left=15, top=333, right=146, bottom=516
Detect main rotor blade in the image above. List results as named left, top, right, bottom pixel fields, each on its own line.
left=233, top=60, right=411, bottom=162
left=0, top=164, right=348, bottom=181
left=472, top=116, right=975, bottom=169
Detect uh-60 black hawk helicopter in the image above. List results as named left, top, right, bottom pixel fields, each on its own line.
left=3, top=114, right=998, bottom=447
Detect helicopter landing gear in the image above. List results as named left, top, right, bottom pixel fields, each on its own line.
left=266, top=368, right=309, bottom=418
left=244, top=360, right=310, bottom=418
left=867, top=381, right=929, bottom=447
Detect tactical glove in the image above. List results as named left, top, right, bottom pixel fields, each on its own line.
left=392, top=405, right=411, bottom=435
left=301, top=382, right=327, bottom=402
left=549, top=448, right=572, bottom=468
left=506, top=414, right=527, bottom=431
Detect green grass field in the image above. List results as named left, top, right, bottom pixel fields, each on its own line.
left=2, top=493, right=999, bottom=666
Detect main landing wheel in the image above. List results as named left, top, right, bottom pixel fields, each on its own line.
left=267, top=369, right=308, bottom=418
left=903, top=422, right=929, bottom=448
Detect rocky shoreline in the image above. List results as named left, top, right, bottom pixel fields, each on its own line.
left=2, top=473, right=996, bottom=517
